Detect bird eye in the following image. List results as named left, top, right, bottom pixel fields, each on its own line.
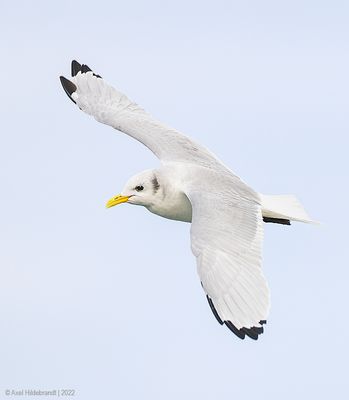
left=135, top=185, right=144, bottom=192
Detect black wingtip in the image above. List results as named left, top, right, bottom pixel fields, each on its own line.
left=71, top=60, right=81, bottom=76
left=263, top=217, right=291, bottom=225
left=225, top=320, right=266, bottom=340
left=81, top=64, right=92, bottom=73
left=59, top=76, right=77, bottom=104
left=251, top=326, right=264, bottom=335
left=206, top=295, right=223, bottom=325
left=225, top=321, right=246, bottom=339
left=205, top=293, right=266, bottom=340
left=242, top=327, right=259, bottom=340
left=73, top=61, right=102, bottom=79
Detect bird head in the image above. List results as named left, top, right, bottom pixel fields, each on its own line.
left=106, top=169, right=161, bottom=209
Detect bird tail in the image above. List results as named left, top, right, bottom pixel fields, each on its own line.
left=260, top=194, right=316, bottom=224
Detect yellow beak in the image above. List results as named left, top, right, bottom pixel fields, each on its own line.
left=106, top=194, right=130, bottom=208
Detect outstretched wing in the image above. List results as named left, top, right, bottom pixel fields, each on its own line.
left=60, top=60, right=224, bottom=169
left=185, top=171, right=270, bottom=340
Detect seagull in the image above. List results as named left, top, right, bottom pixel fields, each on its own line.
left=60, top=60, right=314, bottom=340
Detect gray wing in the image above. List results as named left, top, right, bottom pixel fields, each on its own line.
left=184, top=170, right=270, bottom=340
left=60, top=61, right=225, bottom=169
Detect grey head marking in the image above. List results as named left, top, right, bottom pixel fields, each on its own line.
left=152, top=175, right=160, bottom=194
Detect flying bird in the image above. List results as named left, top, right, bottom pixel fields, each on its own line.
left=60, top=60, right=314, bottom=340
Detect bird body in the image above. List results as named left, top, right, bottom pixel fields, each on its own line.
left=119, top=162, right=257, bottom=223
left=60, top=61, right=315, bottom=340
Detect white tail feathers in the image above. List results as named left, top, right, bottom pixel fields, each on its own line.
left=260, top=194, right=316, bottom=224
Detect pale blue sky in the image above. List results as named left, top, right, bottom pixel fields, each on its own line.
left=1, top=1, right=348, bottom=399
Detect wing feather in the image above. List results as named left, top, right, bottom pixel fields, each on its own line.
left=185, top=171, right=270, bottom=340
left=60, top=61, right=226, bottom=169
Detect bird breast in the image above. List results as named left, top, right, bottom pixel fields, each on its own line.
left=146, top=190, right=192, bottom=223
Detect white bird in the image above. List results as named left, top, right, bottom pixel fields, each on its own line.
left=60, top=60, right=314, bottom=340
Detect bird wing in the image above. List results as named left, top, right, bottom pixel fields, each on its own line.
left=184, top=170, right=270, bottom=340
left=60, top=61, right=225, bottom=169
